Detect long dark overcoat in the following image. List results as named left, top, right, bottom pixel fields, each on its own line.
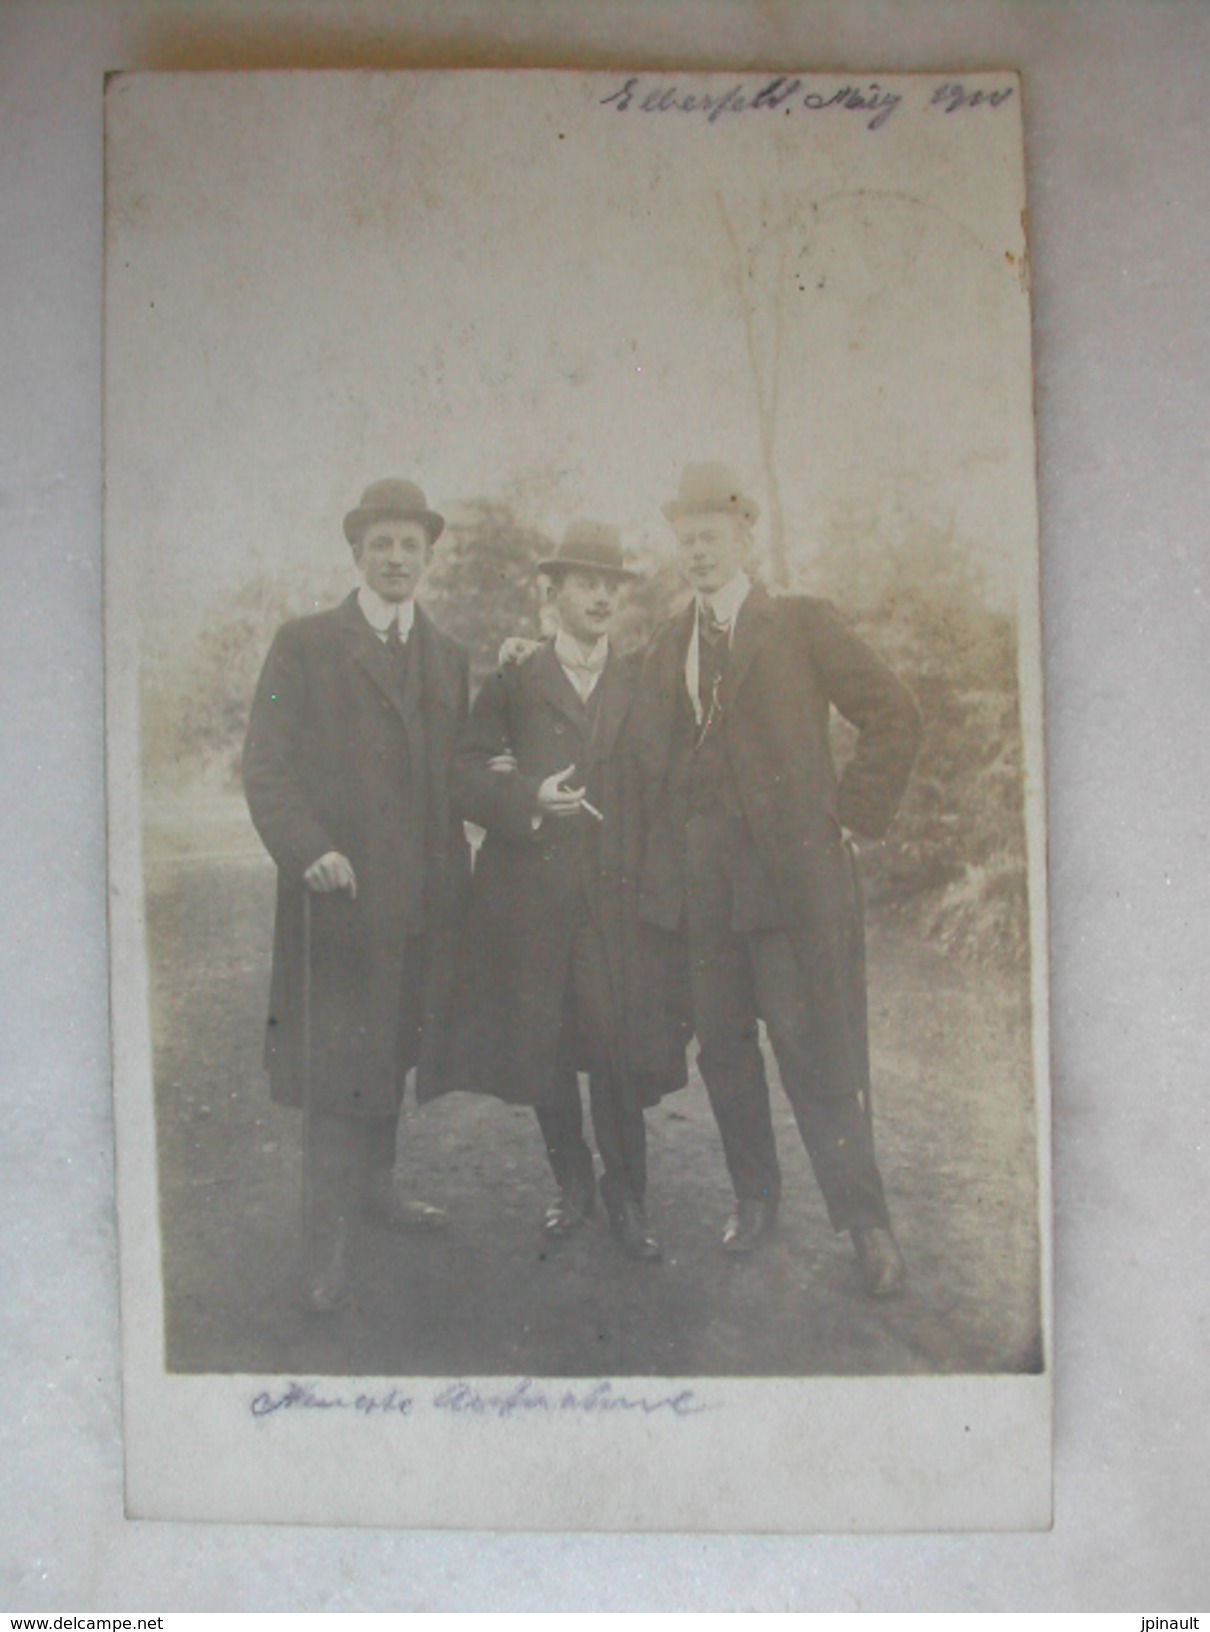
left=441, top=641, right=689, bottom=1109
left=242, top=592, right=470, bottom=1117
left=627, top=586, right=922, bottom=1106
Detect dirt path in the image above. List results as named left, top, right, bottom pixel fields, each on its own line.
left=144, top=795, right=1041, bottom=1379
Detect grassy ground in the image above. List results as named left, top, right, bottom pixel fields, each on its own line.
left=143, top=792, right=1042, bottom=1379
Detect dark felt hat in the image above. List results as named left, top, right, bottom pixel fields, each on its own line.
left=662, top=462, right=760, bottom=527
left=537, top=518, right=637, bottom=580
left=343, top=478, right=445, bottom=546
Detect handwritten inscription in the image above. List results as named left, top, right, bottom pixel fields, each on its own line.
left=600, top=76, right=1014, bottom=132
left=433, top=1378, right=708, bottom=1418
left=929, top=82, right=1016, bottom=115
left=251, top=1380, right=412, bottom=1417
left=250, top=1377, right=710, bottom=1422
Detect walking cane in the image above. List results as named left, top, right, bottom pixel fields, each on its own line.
left=301, top=886, right=314, bottom=1250
left=845, top=833, right=876, bottom=1147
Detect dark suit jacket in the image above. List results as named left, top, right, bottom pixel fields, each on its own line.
left=628, top=586, right=922, bottom=1102
left=442, top=641, right=688, bottom=1108
left=243, top=592, right=470, bottom=1116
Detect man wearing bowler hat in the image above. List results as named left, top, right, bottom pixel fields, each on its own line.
left=243, top=477, right=470, bottom=1312
left=627, top=463, right=922, bottom=1295
left=443, top=520, right=688, bottom=1260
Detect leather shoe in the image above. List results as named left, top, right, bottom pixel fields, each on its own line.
left=541, top=1172, right=595, bottom=1238
left=365, top=1177, right=448, bottom=1233
left=721, top=1198, right=777, bottom=1255
left=303, top=1226, right=353, bottom=1314
left=851, top=1225, right=905, bottom=1297
left=606, top=1194, right=662, bottom=1261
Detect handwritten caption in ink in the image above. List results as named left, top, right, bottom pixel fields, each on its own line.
left=600, top=76, right=1015, bottom=132
left=250, top=1377, right=711, bottom=1422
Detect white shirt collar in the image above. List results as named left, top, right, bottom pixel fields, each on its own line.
left=358, top=583, right=416, bottom=638
left=554, top=631, right=609, bottom=671
left=698, top=570, right=752, bottom=630
left=554, top=631, right=609, bottom=698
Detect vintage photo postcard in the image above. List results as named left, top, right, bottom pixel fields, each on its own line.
left=105, top=68, right=1050, bottom=1530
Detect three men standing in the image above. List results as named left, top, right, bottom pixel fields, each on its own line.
left=244, top=461, right=921, bottom=1306
left=628, top=463, right=922, bottom=1295
left=243, top=478, right=470, bottom=1311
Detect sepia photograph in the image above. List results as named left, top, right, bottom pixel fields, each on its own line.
left=104, top=67, right=1049, bottom=1529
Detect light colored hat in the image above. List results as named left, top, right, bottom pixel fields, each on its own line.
left=343, top=478, right=445, bottom=546
left=536, top=518, right=637, bottom=580
left=662, top=462, right=760, bottom=527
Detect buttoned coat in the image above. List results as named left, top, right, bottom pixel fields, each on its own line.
left=243, top=592, right=470, bottom=1117
left=442, top=641, right=689, bottom=1109
left=627, top=586, right=922, bottom=1106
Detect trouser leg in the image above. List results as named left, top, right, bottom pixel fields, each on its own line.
left=305, top=1111, right=369, bottom=1257
left=747, top=929, right=890, bottom=1233
left=395, top=932, right=428, bottom=1088
left=362, top=1112, right=402, bottom=1220
left=534, top=1069, right=594, bottom=1193
left=588, top=1068, right=647, bottom=1206
left=364, top=1115, right=399, bottom=1178
left=567, top=919, right=648, bottom=1206
left=359, top=934, right=423, bottom=1211
left=686, top=816, right=780, bottom=1206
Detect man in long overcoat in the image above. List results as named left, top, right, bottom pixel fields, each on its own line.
left=243, top=477, right=470, bottom=1311
left=627, top=463, right=922, bottom=1295
left=443, top=521, right=688, bottom=1259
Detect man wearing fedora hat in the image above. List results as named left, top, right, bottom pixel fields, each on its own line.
left=243, top=477, right=470, bottom=1312
left=442, top=520, right=688, bottom=1260
left=626, top=462, right=922, bottom=1295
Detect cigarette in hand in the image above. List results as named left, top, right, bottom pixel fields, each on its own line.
left=579, top=799, right=604, bottom=822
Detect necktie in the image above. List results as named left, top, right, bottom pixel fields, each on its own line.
left=697, top=609, right=729, bottom=720
left=385, top=617, right=407, bottom=667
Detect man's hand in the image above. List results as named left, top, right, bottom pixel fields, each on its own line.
left=304, top=851, right=358, bottom=896
left=499, top=636, right=541, bottom=667
left=536, top=764, right=586, bottom=820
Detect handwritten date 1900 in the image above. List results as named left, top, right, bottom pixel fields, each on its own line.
left=929, top=82, right=1016, bottom=115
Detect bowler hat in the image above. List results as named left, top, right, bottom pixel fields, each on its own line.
left=343, top=478, right=445, bottom=546
left=537, top=518, right=637, bottom=580
left=662, top=462, right=760, bottom=527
